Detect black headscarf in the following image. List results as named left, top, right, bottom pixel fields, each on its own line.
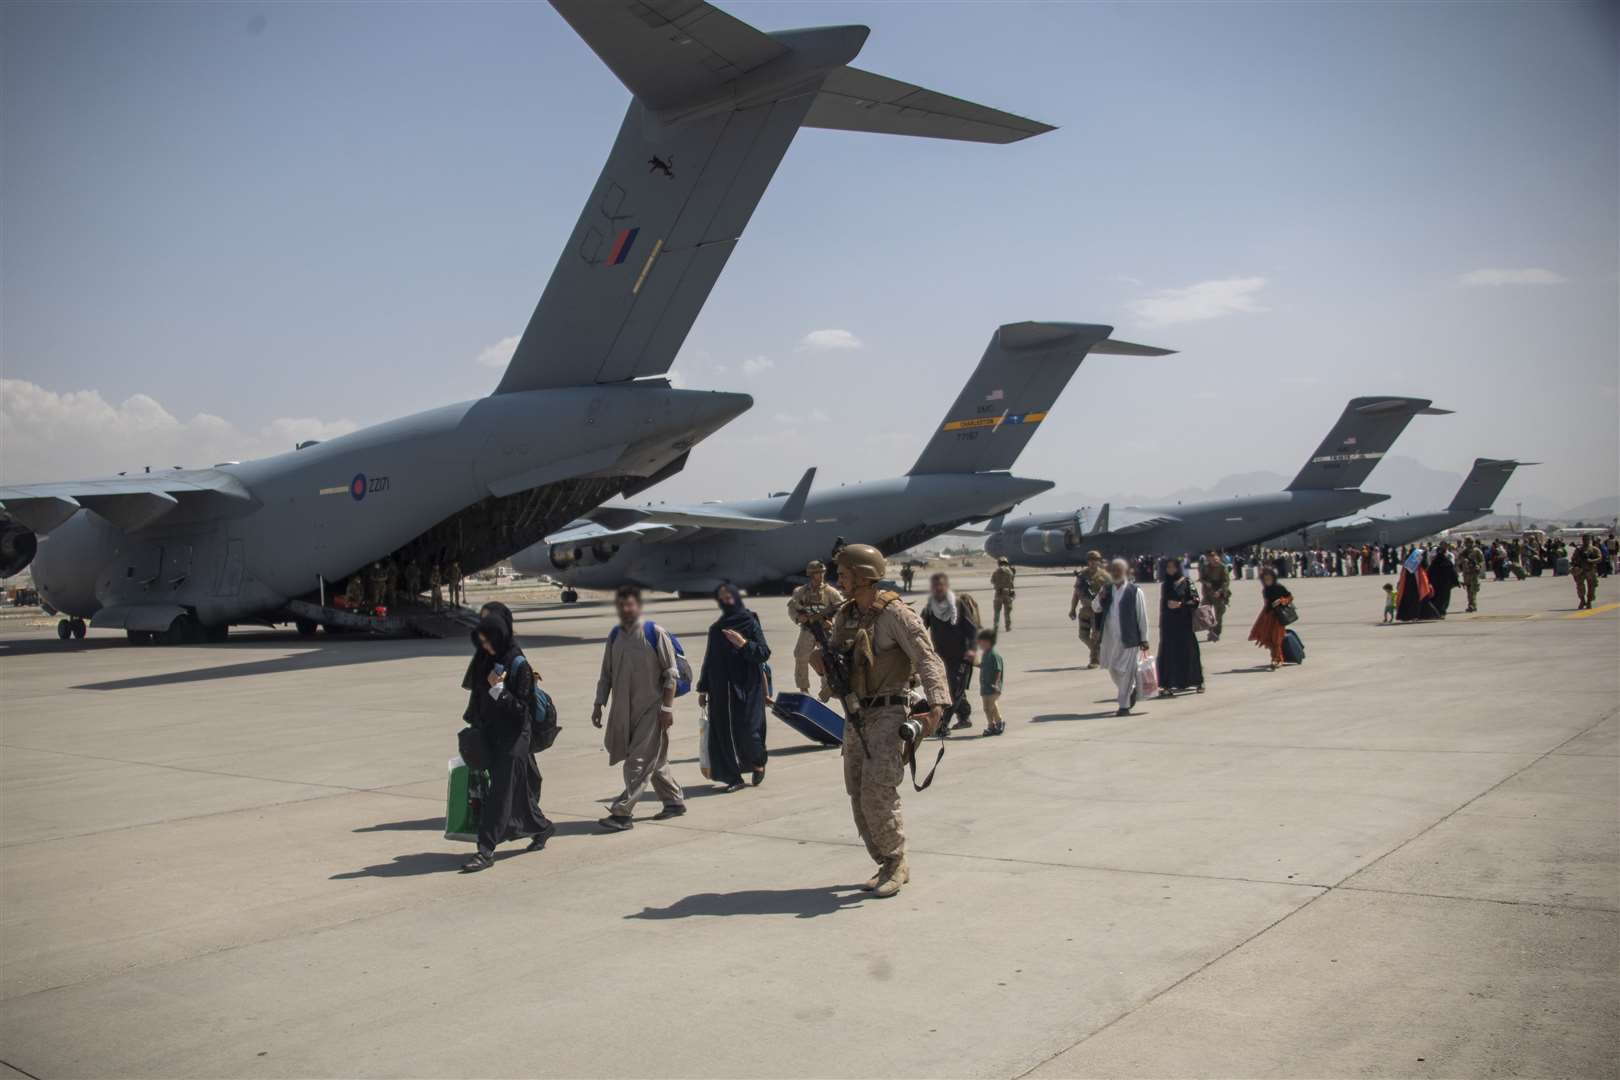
left=713, top=583, right=754, bottom=632
left=463, top=604, right=525, bottom=696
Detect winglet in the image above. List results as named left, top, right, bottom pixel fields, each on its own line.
left=780, top=467, right=816, bottom=522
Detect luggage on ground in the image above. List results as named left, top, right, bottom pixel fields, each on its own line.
left=1282, top=628, right=1305, bottom=664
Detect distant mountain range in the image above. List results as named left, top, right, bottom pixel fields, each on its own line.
left=1014, top=456, right=1617, bottom=526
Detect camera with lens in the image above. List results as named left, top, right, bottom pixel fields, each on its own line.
left=897, top=714, right=925, bottom=759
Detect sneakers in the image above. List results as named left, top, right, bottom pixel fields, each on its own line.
left=650, top=804, right=686, bottom=821
left=597, top=814, right=633, bottom=832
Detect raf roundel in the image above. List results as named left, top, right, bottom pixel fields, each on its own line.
left=349, top=473, right=367, bottom=501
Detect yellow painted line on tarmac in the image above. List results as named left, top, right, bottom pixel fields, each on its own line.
left=1565, top=602, right=1619, bottom=619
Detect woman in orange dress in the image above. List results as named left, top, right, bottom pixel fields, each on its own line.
left=1248, top=566, right=1293, bottom=670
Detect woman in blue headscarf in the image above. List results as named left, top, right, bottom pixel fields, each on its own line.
left=696, top=583, right=772, bottom=793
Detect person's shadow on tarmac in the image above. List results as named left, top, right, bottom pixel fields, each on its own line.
left=626, top=885, right=867, bottom=920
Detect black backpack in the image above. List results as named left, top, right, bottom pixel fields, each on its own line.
left=510, top=655, right=560, bottom=752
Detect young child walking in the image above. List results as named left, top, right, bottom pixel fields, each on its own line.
left=1382, top=582, right=1396, bottom=624
left=977, top=628, right=1007, bottom=736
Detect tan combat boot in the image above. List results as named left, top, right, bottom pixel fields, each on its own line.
left=871, top=857, right=909, bottom=898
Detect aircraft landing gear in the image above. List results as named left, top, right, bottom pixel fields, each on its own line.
left=58, top=617, right=87, bottom=640
left=560, top=589, right=579, bottom=604
left=126, top=629, right=156, bottom=645
left=294, top=617, right=319, bottom=638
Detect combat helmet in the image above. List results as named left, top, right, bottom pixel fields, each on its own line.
left=805, top=560, right=826, bottom=574
left=834, top=543, right=886, bottom=583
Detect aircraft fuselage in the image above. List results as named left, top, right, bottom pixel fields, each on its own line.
left=987, top=488, right=1387, bottom=567
left=529, top=471, right=1053, bottom=593
left=31, top=385, right=749, bottom=627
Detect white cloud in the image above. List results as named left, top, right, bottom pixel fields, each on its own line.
left=1128, top=276, right=1269, bottom=326
left=475, top=334, right=519, bottom=368
left=742, top=355, right=774, bottom=376
left=0, top=378, right=359, bottom=483
left=797, top=328, right=864, bottom=351
left=1458, top=267, right=1568, bottom=287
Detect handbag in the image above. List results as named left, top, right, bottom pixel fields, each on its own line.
left=1274, top=601, right=1299, bottom=626
left=1194, top=603, right=1217, bottom=631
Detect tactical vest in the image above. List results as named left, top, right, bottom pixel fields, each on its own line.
left=835, top=591, right=914, bottom=698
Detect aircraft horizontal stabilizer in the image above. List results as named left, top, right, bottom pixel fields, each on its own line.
left=1089, top=338, right=1177, bottom=357
left=805, top=66, right=1054, bottom=144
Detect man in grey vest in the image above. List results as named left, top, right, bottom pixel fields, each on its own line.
left=1091, top=558, right=1151, bottom=716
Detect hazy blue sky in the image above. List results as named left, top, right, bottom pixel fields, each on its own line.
left=3, top=1, right=1615, bottom=511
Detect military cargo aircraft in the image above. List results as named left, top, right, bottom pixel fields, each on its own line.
left=0, top=0, right=1051, bottom=643
left=984, top=396, right=1451, bottom=566
left=1277, top=458, right=1532, bottom=550
left=513, top=322, right=1171, bottom=596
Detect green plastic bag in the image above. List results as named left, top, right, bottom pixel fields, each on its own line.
left=444, top=756, right=487, bottom=843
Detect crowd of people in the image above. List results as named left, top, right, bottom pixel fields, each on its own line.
left=449, top=530, right=1615, bottom=888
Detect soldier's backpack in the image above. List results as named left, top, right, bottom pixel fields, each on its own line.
left=609, top=621, right=694, bottom=697
left=509, top=655, right=560, bottom=752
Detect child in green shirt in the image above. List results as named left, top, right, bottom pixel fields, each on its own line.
left=976, top=628, right=1006, bottom=736
left=1382, top=582, right=1396, bottom=624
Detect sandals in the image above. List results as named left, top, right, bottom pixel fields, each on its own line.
left=751, top=769, right=766, bottom=787
left=461, top=853, right=493, bottom=873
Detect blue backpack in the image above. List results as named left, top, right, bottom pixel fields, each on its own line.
left=509, top=655, right=560, bottom=751
left=609, top=621, right=693, bottom=697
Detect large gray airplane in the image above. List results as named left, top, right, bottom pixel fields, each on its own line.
left=984, top=396, right=1451, bottom=566
left=1277, top=458, right=1532, bottom=550
left=513, top=322, right=1170, bottom=596
left=0, top=0, right=1051, bottom=643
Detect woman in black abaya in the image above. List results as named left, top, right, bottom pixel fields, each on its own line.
left=1156, top=557, right=1205, bottom=695
left=460, top=613, right=553, bottom=872
left=697, top=584, right=772, bottom=793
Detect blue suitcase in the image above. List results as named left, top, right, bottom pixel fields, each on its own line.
left=1281, top=628, right=1305, bottom=665
left=770, top=692, right=845, bottom=746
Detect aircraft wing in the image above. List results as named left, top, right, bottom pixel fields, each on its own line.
left=0, top=470, right=254, bottom=533
left=1103, top=507, right=1181, bottom=536
left=546, top=502, right=788, bottom=546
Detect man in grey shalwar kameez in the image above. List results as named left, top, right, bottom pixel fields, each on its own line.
left=1092, top=558, right=1151, bottom=716
left=592, top=586, right=686, bottom=830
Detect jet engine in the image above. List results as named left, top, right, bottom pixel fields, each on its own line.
left=548, top=539, right=622, bottom=571
left=0, top=515, right=37, bottom=578
left=1019, top=526, right=1074, bottom=556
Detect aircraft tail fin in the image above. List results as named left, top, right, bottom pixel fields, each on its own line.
left=495, top=2, right=1052, bottom=395
left=780, top=467, right=816, bottom=521
left=1286, top=396, right=1451, bottom=492
left=908, top=322, right=1174, bottom=476
left=1447, top=458, right=1532, bottom=511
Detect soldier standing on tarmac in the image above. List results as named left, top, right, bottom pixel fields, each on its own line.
left=990, top=556, right=1017, bottom=632
left=1571, top=536, right=1602, bottom=610
left=1198, top=549, right=1232, bottom=641
left=1459, top=538, right=1486, bottom=613
left=367, top=560, right=388, bottom=609
left=1068, top=550, right=1109, bottom=668
left=786, top=561, right=844, bottom=701
left=429, top=563, right=443, bottom=612
left=449, top=559, right=464, bottom=608
left=816, top=544, right=949, bottom=899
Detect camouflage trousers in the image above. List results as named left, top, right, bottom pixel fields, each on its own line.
left=1077, top=613, right=1101, bottom=665
left=843, top=706, right=907, bottom=864
left=994, top=591, right=1014, bottom=630
left=1464, top=578, right=1481, bottom=611
left=792, top=627, right=825, bottom=694
left=1204, top=598, right=1227, bottom=638
left=1574, top=570, right=1599, bottom=607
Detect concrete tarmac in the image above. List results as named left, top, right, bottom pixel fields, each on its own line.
left=1, top=570, right=1615, bottom=1078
